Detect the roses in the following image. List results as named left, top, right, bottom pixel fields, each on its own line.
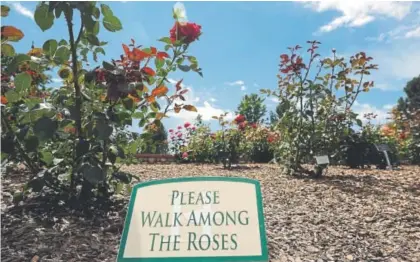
left=234, top=114, right=245, bottom=123
left=182, top=152, right=189, bottom=159
left=170, top=22, right=201, bottom=44
left=184, top=122, right=191, bottom=128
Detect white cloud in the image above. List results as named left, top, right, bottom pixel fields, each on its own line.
left=366, top=24, right=420, bottom=42
left=353, top=101, right=392, bottom=124
left=253, top=83, right=260, bottom=88
left=371, top=44, right=420, bottom=80
left=209, top=97, right=217, bottom=102
left=51, top=78, right=62, bottom=83
left=225, top=80, right=245, bottom=86
left=303, top=1, right=412, bottom=33
left=383, top=104, right=396, bottom=111
left=168, top=101, right=234, bottom=123
left=240, top=85, right=246, bottom=91
left=405, top=26, right=420, bottom=38
left=10, top=2, right=34, bottom=20
left=166, top=78, right=233, bottom=123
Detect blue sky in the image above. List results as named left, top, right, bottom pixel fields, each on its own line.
left=3, top=1, right=420, bottom=131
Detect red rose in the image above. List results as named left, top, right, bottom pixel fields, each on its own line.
left=170, top=22, right=202, bottom=44
left=238, top=122, right=247, bottom=131
left=184, top=122, right=191, bottom=128
left=250, top=123, right=257, bottom=129
left=234, top=114, right=245, bottom=123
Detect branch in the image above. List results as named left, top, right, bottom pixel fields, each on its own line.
left=1, top=116, right=39, bottom=174
left=75, top=23, right=84, bottom=46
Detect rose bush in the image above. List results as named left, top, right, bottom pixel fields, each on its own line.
left=1, top=1, right=203, bottom=203
left=261, top=41, right=378, bottom=176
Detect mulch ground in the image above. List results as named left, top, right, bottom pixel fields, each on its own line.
left=1, top=164, right=420, bottom=262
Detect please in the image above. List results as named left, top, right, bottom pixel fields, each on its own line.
left=170, top=190, right=220, bottom=205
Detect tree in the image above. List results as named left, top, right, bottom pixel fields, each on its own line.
left=397, top=75, right=420, bottom=119
left=237, top=93, right=267, bottom=124
left=395, top=75, right=420, bottom=164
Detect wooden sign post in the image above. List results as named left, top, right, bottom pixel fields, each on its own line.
left=117, top=177, right=268, bottom=262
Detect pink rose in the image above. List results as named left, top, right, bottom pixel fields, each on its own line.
left=169, top=129, right=174, bottom=133
left=177, top=133, right=182, bottom=138
left=184, top=122, right=191, bottom=128
left=182, top=152, right=188, bottom=159
left=177, top=126, right=182, bottom=130
left=191, top=126, right=196, bottom=131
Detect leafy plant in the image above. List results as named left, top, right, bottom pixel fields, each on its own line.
left=261, top=41, right=378, bottom=176
left=1, top=2, right=203, bottom=202
left=237, top=93, right=267, bottom=124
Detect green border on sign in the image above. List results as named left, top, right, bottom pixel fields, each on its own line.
left=117, top=176, right=268, bottom=262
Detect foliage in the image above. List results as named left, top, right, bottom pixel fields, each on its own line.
left=140, top=123, right=169, bottom=154
left=237, top=93, right=267, bottom=124
left=240, top=124, right=277, bottom=163
left=183, top=116, right=217, bottom=163
left=168, top=122, right=196, bottom=161
left=261, top=41, right=378, bottom=176
left=394, top=75, right=420, bottom=164
left=1, top=2, right=203, bottom=202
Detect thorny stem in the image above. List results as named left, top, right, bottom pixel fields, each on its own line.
left=295, top=50, right=316, bottom=170
left=65, top=10, right=83, bottom=192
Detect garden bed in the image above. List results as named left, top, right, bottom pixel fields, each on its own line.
left=1, top=164, right=420, bottom=261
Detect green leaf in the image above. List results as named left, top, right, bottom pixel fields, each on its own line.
left=1, top=5, right=10, bottom=17
left=92, top=7, right=100, bottom=19
left=14, top=72, right=32, bottom=93
left=1, top=43, right=15, bottom=56
left=58, top=39, right=68, bottom=46
left=42, top=39, right=57, bottom=56
left=76, top=140, right=90, bottom=158
left=155, top=58, right=164, bottom=69
left=58, top=67, right=71, bottom=79
left=100, top=4, right=113, bottom=17
left=34, top=117, right=57, bottom=142
left=54, top=2, right=64, bottom=18
left=95, top=121, right=113, bottom=140
left=356, top=119, right=363, bottom=127
left=7, top=54, right=30, bottom=74
left=83, top=165, right=105, bottom=185
left=178, top=64, right=190, bottom=72
left=20, top=103, right=56, bottom=124
left=139, top=118, right=147, bottom=127
left=158, top=37, right=172, bottom=44
left=86, top=34, right=100, bottom=46
left=122, top=97, right=134, bottom=110
left=5, top=90, right=20, bottom=103
left=95, top=47, right=105, bottom=56
left=102, top=61, right=115, bottom=70
left=112, top=171, right=132, bottom=184
left=24, top=136, right=39, bottom=152
left=34, top=3, right=54, bottom=31
left=41, top=151, right=53, bottom=166
left=103, top=15, right=122, bottom=32
left=24, top=97, right=43, bottom=110
left=132, top=112, right=144, bottom=119
left=92, top=21, right=100, bottom=35
left=54, top=46, right=70, bottom=64
left=115, top=183, right=124, bottom=194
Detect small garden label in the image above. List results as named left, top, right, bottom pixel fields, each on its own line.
left=117, top=177, right=268, bottom=262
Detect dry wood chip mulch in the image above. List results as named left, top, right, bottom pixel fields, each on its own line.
left=1, top=164, right=420, bottom=262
